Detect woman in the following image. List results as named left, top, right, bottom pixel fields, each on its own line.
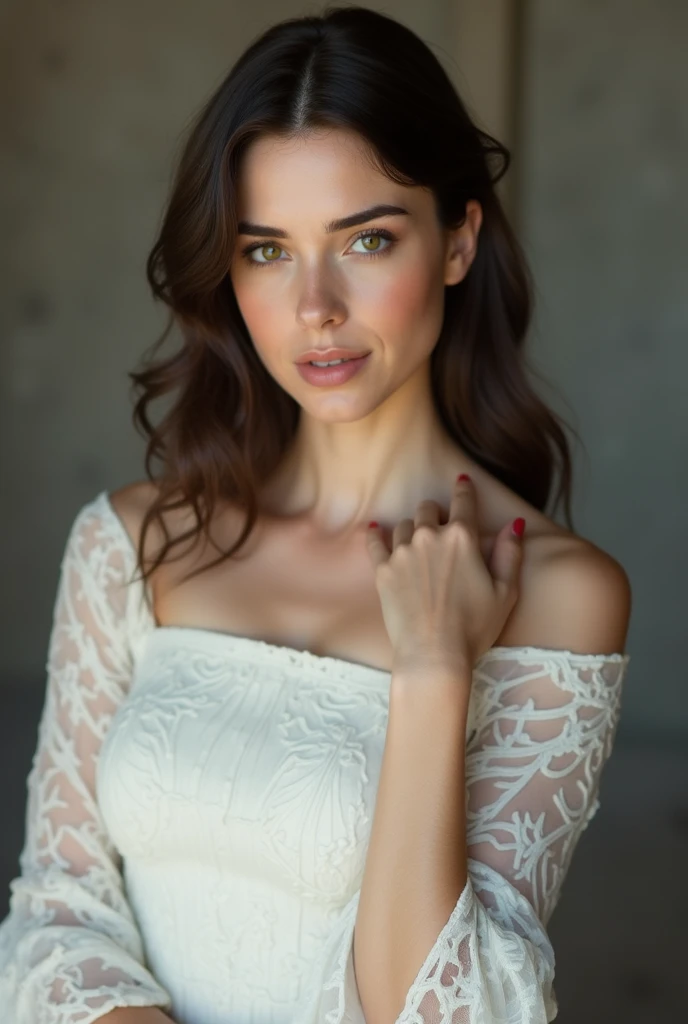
left=0, top=5, right=632, bottom=1023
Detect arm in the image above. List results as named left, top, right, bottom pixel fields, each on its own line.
left=296, top=545, right=630, bottom=1024
left=354, top=547, right=632, bottom=1022
left=354, top=672, right=472, bottom=1024
left=99, top=1011, right=173, bottom=1023
left=0, top=497, right=172, bottom=1023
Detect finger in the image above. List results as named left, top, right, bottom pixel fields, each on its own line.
left=447, top=474, right=479, bottom=539
left=490, top=517, right=526, bottom=604
left=414, top=499, right=442, bottom=531
left=392, top=517, right=414, bottom=551
left=365, top=521, right=391, bottom=569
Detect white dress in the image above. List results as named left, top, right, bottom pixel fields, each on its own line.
left=0, top=491, right=630, bottom=1024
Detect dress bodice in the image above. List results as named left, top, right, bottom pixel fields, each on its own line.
left=0, top=491, right=630, bottom=1024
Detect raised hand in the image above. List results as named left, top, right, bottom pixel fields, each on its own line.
left=364, top=473, right=525, bottom=684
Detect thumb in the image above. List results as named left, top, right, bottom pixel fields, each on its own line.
left=489, top=517, right=525, bottom=603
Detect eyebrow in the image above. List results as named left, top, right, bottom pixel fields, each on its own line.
left=236, top=203, right=410, bottom=238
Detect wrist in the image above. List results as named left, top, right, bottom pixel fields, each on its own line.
left=390, top=661, right=472, bottom=718
left=391, top=655, right=473, bottom=689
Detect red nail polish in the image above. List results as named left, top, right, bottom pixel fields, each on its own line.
left=457, top=473, right=470, bottom=481
left=512, top=517, right=525, bottom=537
left=368, top=521, right=378, bottom=528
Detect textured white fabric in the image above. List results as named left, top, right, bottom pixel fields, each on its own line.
left=0, top=491, right=630, bottom=1024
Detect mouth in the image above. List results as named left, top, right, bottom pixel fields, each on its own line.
left=295, top=351, right=372, bottom=385
left=295, top=351, right=371, bottom=366
left=303, top=355, right=367, bottom=366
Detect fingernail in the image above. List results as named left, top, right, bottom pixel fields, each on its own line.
left=457, top=473, right=470, bottom=482
left=512, top=517, right=525, bottom=538
left=368, top=521, right=378, bottom=528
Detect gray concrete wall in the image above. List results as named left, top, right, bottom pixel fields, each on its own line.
left=518, top=0, right=688, bottom=743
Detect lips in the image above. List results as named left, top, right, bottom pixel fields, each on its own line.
left=295, top=352, right=371, bottom=386
left=295, top=349, right=370, bottom=364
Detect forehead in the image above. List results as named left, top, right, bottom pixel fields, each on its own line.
left=235, top=129, right=417, bottom=220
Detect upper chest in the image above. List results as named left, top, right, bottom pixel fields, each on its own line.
left=152, top=509, right=397, bottom=672
left=132, top=489, right=573, bottom=674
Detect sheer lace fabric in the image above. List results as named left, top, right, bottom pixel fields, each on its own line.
left=0, top=493, right=629, bottom=1024
left=0, top=497, right=172, bottom=1021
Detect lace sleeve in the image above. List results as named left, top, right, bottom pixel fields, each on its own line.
left=295, top=646, right=630, bottom=1024
left=0, top=498, right=172, bottom=1023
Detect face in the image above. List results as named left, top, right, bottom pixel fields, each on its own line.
left=229, top=128, right=481, bottom=419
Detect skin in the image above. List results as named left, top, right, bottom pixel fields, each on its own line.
left=228, top=126, right=484, bottom=543
left=98, top=1008, right=171, bottom=1022
left=102, top=126, right=631, bottom=1024
left=112, top=124, right=630, bottom=657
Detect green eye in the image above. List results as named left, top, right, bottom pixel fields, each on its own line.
left=352, top=231, right=393, bottom=254
left=240, top=227, right=396, bottom=269
left=358, top=234, right=383, bottom=251
left=257, top=244, right=282, bottom=262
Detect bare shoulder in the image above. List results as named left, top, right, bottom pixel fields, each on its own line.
left=469, top=465, right=631, bottom=656
left=107, top=479, right=245, bottom=560
left=501, top=521, right=632, bottom=656
left=107, top=480, right=162, bottom=552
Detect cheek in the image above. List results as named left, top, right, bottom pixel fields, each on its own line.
left=232, top=273, right=284, bottom=347
left=369, top=264, right=443, bottom=342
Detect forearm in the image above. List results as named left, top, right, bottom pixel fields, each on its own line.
left=353, top=670, right=470, bottom=1024
left=97, top=1008, right=173, bottom=1023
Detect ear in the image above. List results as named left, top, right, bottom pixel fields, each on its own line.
left=443, top=200, right=483, bottom=286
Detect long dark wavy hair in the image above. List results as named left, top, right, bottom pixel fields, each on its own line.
left=128, top=3, right=579, bottom=595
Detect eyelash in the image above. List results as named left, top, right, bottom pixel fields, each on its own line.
left=240, top=227, right=397, bottom=269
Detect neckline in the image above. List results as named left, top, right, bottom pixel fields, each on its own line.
left=98, top=489, right=631, bottom=672
left=148, top=624, right=394, bottom=682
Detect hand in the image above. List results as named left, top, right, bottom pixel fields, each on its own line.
left=364, top=474, right=525, bottom=681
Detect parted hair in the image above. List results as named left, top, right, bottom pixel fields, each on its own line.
left=127, top=3, right=580, bottom=594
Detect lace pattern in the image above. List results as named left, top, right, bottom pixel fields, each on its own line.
left=297, top=649, right=627, bottom=1024
left=0, top=498, right=172, bottom=1023
left=0, top=492, right=630, bottom=1024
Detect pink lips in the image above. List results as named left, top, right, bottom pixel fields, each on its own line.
left=295, top=348, right=370, bottom=364
left=295, top=352, right=371, bottom=387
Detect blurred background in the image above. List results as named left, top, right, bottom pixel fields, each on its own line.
left=1, top=1, right=686, bottom=1019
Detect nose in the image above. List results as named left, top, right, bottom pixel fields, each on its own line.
left=295, top=267, right=347, bottom=330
